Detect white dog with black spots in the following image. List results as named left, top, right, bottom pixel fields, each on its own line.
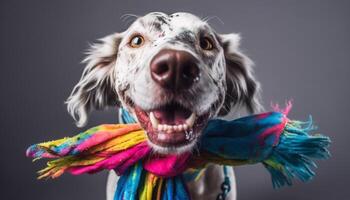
left=67, top=12, right=261, bottom=200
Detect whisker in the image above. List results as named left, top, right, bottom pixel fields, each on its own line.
left=120, top=13, right=139, bottom=26
left=203, top=15, right=225, bottom=25
left=120, top=13, right=139, bottom=21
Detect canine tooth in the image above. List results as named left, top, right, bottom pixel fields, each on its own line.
left=149, top=112, right=159, bottom=129
left=174, top=126, right=179, bottom=132
left=185, top=113, right=196, bottom=128
left=158, top=125, right=163, bottom=131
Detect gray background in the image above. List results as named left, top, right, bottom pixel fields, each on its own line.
left=1, top=0, right=349, bottom=199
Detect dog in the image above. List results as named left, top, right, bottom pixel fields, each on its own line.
left=66, top=12, right=261, bottom=200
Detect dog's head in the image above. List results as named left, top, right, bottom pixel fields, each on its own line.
left=67, top=12, right=261, bottom=154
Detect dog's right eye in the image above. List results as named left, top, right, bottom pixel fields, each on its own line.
left=199, top=36, right=215, bottom=51
left=129, top=35, right=145, bottom=48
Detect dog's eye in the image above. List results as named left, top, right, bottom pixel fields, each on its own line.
left=200, top=37, right=214, bottom=50
left=129, top=35, right=144, bottom=48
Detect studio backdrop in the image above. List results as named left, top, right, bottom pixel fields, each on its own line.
left=0, top=0, right=349, bottom=199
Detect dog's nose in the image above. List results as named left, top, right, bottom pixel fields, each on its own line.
left=150, top=49, right=200, bottom=90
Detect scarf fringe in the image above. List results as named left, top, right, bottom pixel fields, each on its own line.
left=263, top=117, right=331, bottom=188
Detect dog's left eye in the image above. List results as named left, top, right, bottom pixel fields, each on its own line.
left=200, top=37, right=214, bottom=50
left=129, top=35, right=145, bottom=48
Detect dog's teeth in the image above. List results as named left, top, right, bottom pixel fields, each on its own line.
left=163, top=125, right=168, bottom=132
left=156, top=122, right=194, bottom=133
left=185, top=113, right=196, bottom=128
left=183, top=124, right=189, bottom=130
left=165, top=125, right=173, bottom=134
left=168, top=126, right=174, bottom=131
left=179, top=126, right=184, bottom=131
left=149, top=112, right=159, bottom=129
left=176, top=125, right=181, bottom=132
left=176, top=125, right=182, bottom=132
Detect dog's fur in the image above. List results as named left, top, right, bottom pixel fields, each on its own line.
left=66, top=12, right=261, bottom=200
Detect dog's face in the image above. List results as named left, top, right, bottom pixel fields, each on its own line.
left=67, top=12, right=260, bottom=154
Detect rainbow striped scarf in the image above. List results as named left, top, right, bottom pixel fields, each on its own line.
left=26, top=105, right=330, bottom=199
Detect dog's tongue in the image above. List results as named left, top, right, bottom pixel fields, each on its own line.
left=153, top=103, right=191, bottom=125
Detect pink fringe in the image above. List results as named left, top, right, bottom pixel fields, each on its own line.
left=271, top=100, right=293, bottom=116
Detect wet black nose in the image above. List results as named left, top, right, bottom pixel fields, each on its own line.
left=150, top=49, right=200, bottom=91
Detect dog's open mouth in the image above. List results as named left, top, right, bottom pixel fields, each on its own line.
left=134, top=102, right=209, bottom=148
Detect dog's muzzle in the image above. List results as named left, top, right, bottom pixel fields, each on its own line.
left=133, top=49, right=209, bottom=149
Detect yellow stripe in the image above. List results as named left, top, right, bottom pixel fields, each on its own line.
left=91, top=130, right=146, bottom=153
left=140, top=173, right=159, bottom=200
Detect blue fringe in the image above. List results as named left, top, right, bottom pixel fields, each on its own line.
left=162, top=176, right=190, bottom=200
left=263, top=117, right=331, bottom=188
left=114, top=162, right=143, bottom=200
left=120, top=108, right=136, bottom=123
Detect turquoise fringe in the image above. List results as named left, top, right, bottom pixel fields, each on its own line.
left=263, top=117, right=331, bottom=188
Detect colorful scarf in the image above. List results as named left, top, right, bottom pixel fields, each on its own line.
left=26, top=104, right=330, bottom=199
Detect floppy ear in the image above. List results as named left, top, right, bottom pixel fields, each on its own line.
left=66, top=33, right=123, bottom=127
left=218, top=33, right=262, bottom=116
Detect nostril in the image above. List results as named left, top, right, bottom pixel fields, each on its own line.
left=182, top=64, right=200, bottom=81
left=154, top=63, right=169, bottom=76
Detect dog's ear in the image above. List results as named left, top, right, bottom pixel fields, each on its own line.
left=66, top=33, right=123, bottom=127
left=218, top=33, right=262, bottom=116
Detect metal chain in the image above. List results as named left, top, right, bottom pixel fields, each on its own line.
left=216, top=166, right=231, bottom=200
